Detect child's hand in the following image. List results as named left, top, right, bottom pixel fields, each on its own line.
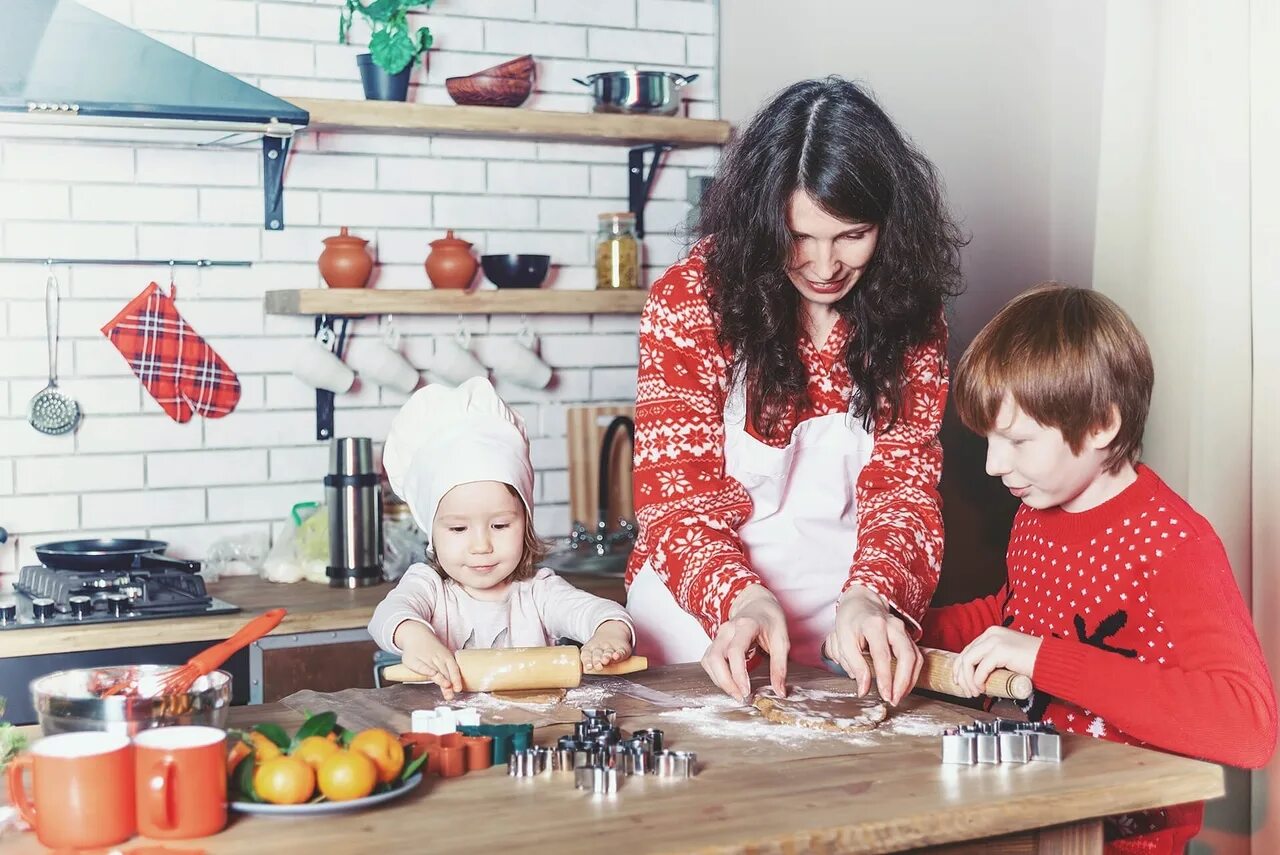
left=952, top=626, right=1043, bottom=698
left=580, top=621, right=633, bottom=673
left=393, top=620, right=464, bottom=701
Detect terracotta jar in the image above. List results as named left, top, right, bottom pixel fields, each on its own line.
left=424, top=229, right=478, bottom=290
left=318, top=227, right=374, bottom=289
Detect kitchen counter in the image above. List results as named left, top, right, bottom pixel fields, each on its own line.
left=2, top=664, right=1225, bottom=854
left=0, top=572, right=626, bottom=660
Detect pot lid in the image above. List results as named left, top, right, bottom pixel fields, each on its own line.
left=323, top=227, right=368, bottom=246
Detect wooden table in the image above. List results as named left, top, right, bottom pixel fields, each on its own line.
left=2, top=664, right=1223, bottom=854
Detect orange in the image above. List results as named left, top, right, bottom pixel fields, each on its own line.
left=349, top=728, right=405, bottom=784
left=316, top=750, right=378, bottom=802
left=227, top=739, right=253, bottom=775
left=254, top=756, right=315, bottom=805
left=292, top=735, right=341, bottom=771
left=248, top=731, right=283, bottom=764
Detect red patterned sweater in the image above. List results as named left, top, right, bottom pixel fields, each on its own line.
left=625, top=247, right=948, bottom=637
left=922, top=464, right=1277, bottom=852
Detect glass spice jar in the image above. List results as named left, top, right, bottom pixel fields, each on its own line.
left=595, top=212, right=640, bottom=290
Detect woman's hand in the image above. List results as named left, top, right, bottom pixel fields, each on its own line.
left=581, top=620, right=634, bottom=672
left=952, top=626, right=1042, bottom=697
left=826, top=585, right=921, bottom=705
left=393, top=619, right=464, bottom=701
left=701, top=584, right=790, bottom=703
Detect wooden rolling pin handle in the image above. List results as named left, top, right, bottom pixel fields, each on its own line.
left=382, top=663, right=432, bottom=684
left=592, top=655, right=648, bottom=676
left=912, top=649, right=1033, bottom=701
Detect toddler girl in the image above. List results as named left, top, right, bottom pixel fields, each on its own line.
left=369, top=378, right=634, bottom=699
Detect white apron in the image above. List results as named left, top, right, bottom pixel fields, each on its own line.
left=627, top=380, right=873, bottom=668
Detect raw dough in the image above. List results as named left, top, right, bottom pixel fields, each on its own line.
left=492, top=688, right=568, bottom=705
left=752, top=687, right=889, bottom=733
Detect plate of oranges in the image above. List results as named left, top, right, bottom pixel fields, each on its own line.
left=227, top=712, right=426, bottom=815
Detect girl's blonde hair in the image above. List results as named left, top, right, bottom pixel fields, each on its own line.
left=422, top=484, right=549, bottom=582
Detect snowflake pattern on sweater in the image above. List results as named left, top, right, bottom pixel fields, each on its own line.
left=626, top=246, right=948, bottom=637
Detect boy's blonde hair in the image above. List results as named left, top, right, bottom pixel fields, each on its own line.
left=954, top=284, right=1153, bottom=473
left=422, top=484, right=549, bottom=582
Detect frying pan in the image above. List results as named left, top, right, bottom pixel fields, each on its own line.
left=34, top=538, right=201, bottom=573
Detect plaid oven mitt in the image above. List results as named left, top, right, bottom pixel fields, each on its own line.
left=101, top=282, right=240, bottom=423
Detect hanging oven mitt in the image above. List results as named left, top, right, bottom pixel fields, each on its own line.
left=101, top=282, right=241, bottom=423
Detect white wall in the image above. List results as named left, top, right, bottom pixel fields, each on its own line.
left=0, top=0, right=718, bottom=581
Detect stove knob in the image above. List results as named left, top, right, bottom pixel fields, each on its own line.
left=0, top=601, right=16, bottom=624
left=69, top=595, right=93, bottom=619
left=32, top=597, right=56, bottom=621
left=107, top=594, right=130, bottom=617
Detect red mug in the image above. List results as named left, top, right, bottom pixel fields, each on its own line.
left=133, top=725, right=227, bottom=839
left=6, top=731, right=137, bottom=850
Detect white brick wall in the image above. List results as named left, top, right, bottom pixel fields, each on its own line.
left=0, top=0, right=720, bottom=582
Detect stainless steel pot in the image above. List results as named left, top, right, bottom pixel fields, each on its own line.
left=573, top=70, right=699, bottom=116
left=32, top=665, right=232, bottom=736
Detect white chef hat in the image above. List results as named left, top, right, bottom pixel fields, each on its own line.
left=382, top=377, right=534, bottom=534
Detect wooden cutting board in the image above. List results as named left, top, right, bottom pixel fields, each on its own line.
left=566, top=404, right=635, bottom=531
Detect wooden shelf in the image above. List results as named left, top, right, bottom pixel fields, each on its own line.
left=287, top=97, right=731, bottom=146
left=264, top=288, right=649, bottom=316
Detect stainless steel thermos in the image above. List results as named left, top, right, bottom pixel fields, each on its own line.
left=326, top=437, right=383, bottom=588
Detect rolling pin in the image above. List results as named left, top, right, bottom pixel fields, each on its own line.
left=825, top=643, right=1031, bottom=700
left=914, top=647, right=1032, bottom=700
left=381, top=646, right=649, bottom=692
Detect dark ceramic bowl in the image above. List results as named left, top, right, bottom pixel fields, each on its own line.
left=445, top=75, right=533, bottom=108
left=481, top=254, right=550, bottom=289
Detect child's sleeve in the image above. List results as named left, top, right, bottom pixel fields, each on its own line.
left=1032, top=537, right=1278, bottom=768
left=919, top=588, right=1007, bottom=653
left=367, top=565, right=444, bottom=654
left=531, top=570, right=635, bottom=647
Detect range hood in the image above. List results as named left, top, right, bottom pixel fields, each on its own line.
left=1, top=0, right=309, bottom=229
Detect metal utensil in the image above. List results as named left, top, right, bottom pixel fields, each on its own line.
left=28, top=266, right=80, bottom=435
left=34, top=537, right=201, bottom=572
left=572, top=70, right=699, bottom=115
left=32, top=665, right=232, bottom=736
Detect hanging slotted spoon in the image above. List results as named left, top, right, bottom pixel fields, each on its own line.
left=28, top=266, right=81, bottom=435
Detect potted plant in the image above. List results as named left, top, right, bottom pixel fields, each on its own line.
left=339, top=0, right=434, bottom=102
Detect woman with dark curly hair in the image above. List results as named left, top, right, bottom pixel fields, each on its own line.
left=626, top=77, right=965, bottom=703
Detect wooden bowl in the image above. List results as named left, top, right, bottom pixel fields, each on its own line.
left=446, top=75, right=532, bottom=108
left=474, top=54, right=535, bottom=80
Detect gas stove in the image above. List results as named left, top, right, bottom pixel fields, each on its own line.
left=0, top=565, right=239, bottom=630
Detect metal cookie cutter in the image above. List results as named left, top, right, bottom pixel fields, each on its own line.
left=632, top=728, right=664, bottom=754
left=618, top=737, right=654, bottom=775
left=942, top=719, right=1062, bottom=765
left=654, top=750, right=697, bottom=779
left=574, top=763, right=618, bottom=794
left=507, top=747, right=551, bottom=777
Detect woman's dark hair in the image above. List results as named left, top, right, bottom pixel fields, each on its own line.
left=698, top=77, right=965, bottom=436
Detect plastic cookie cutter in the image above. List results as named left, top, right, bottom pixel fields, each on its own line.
left=410, top=705, right=482, bottom=735
left=941, top=719, right=1062, bottom=765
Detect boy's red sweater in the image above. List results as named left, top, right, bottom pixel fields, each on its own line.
left=922, top=465, right=1276, bottom=852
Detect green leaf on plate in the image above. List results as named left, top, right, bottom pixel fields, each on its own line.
left=293, top=711, right=338, bottom=747
left=339, top=728, right=356, bottom=748
left=235, top=754, right=259, bottom=803
left=401, top=752, right=427, bottom=781
left=252, top=722, right=291, bottom=750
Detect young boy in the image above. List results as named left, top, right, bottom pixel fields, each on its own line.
left=923, top=284, right=1276, bottom=853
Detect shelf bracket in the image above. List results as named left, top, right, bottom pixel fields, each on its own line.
left=263, top=135, right=291, bottom=231
left=628, top=143, right=671, bottom=239
left=313, top=315, right=350, bottom=442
